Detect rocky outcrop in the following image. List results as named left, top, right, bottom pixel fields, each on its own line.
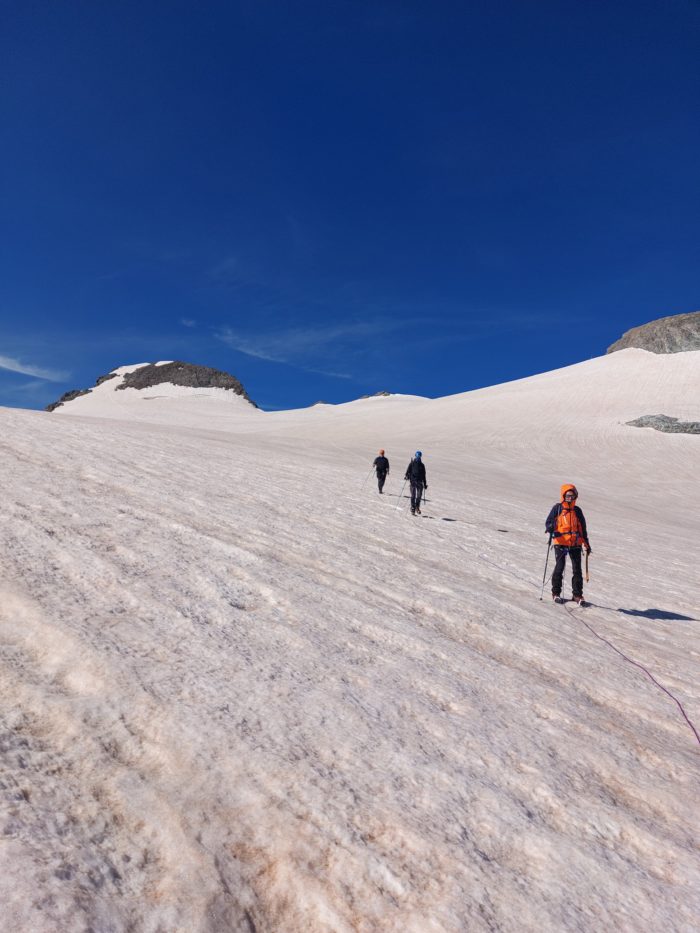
left=116, top=362, right=257, bottom=407
left=626, top=415, right=700, bottom=435
left=45, top=372, right=118, bottom=412
left=607, top=311, right=700, bottom=354
left=45, top=388, right=91, bottom=412
left=95, top=373, right=119, bottom=387
left=359, top=391, right=392, bottom=398
left=46, top=362, right=256, bottom=411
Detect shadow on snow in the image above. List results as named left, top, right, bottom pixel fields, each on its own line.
left=592, top=604, right=698, bottom=622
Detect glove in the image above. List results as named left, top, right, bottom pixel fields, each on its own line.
left=585, top=546, right=592, bottom=555
left=424, top=484, right=428, bottom=489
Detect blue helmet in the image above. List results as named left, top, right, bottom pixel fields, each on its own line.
left=415, top=451, right=422, bottom=458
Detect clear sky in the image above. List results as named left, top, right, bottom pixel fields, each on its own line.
left=1, top=1, right=698, bottom=411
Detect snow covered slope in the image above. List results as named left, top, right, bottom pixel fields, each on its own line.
left=50, top=361, right=259, bottom=427
left=1, top=349, right=698, bottom=931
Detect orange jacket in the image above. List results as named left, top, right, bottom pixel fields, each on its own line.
left=545, top=484, right=590, bottom=548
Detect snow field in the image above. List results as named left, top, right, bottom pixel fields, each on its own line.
left=1, top=349, right=699, bottom=931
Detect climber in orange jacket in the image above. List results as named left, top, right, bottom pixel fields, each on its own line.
left=545, top=484, right=592, bottom=605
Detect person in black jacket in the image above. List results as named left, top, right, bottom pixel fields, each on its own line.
left=404, top=451, right=427, bottom=514
left=373, top=449, right=390, bottom=493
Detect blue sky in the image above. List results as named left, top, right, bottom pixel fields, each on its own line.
left=1, top=1, right=698, bottom=411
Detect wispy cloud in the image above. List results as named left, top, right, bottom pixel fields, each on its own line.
left=216, top=321, right=391, bottom=362
left=306, top=366, right=353, bottom=380
left=0, top=355, right=69, bottom=381
left=181, top=318, right=196, bottom=328
left=214, top=321, right=400, bottom=379
left=4, top=379, right=50, bottom=393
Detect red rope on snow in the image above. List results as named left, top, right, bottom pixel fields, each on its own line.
left=564, top=605, right=700, bottom=748
left=395, top=502, right=699, bottom=749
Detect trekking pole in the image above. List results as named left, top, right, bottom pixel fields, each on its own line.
left=362, top=466, right=375, bottom=490
left=395, top=478, right=408, bottom=510
left=585, top=550, right=590, bottom=583
left=539, top=533, right=553, bottom=600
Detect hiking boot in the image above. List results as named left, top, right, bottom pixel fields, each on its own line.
left=552, top=594, right=564, bottom=604
left=411, top=507, right=415, bottom=514
left=573, top=596, right=587, bottom=606
left=416, top=508, right=421, bottom=514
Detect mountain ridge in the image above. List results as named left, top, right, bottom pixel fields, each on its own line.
left=607, top=310, right=700, bottom=354
left=47, top=360, right=257, bottom=412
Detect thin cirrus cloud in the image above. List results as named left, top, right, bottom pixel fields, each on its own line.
left=1, top=379, right=55, bottom=399
left=0, top=354, right=69, bottom=382
left=214, top=322, right=395, bottom=379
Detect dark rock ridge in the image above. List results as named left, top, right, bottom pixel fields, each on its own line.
left=45, top=388, right=91, bottom=412
left=359, top=391, right=392, bottom=398
left=95, top=373, right=119, bottom=387
left=47, top=362, right=256, bottom=411
left=607, top=311, right=700, bottom=354
left=626, top=415, right=700, bottom=435
left=45, top=372, right=118, bottom=412
left=116, top=362, right=257, bottom=407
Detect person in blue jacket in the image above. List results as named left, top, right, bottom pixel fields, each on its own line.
left=404, top=451, right=427, bottom=514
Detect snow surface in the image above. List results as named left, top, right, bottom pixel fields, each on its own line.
left=1, top=348, right=699, bottom=931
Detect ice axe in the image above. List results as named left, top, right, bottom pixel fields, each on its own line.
left=539, top=533, right=553, bottom=600
left=395, top=478, right=408, bottom=511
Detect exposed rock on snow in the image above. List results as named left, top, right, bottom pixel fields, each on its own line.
left=46, top=361, right=256, bottom=412
left=45, top=361, right=260, bottom=428
left=45, top=387, right=91, bottom=411
left=45, top=372, right=120, bottom=411
left=116, top=361, right=256, bottom=406
left=607, top=310, right=700, bottom=354
left=626, top=413, right=700, bottom=434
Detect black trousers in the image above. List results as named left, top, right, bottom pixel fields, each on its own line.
left=552, top=546, right=583, bottom=598
left=376, top=470, right=387, bottom=492
left=410, top=480, right=424, bottom=510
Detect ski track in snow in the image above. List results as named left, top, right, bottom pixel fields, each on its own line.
left=1, top=350, right=699, bottom=932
